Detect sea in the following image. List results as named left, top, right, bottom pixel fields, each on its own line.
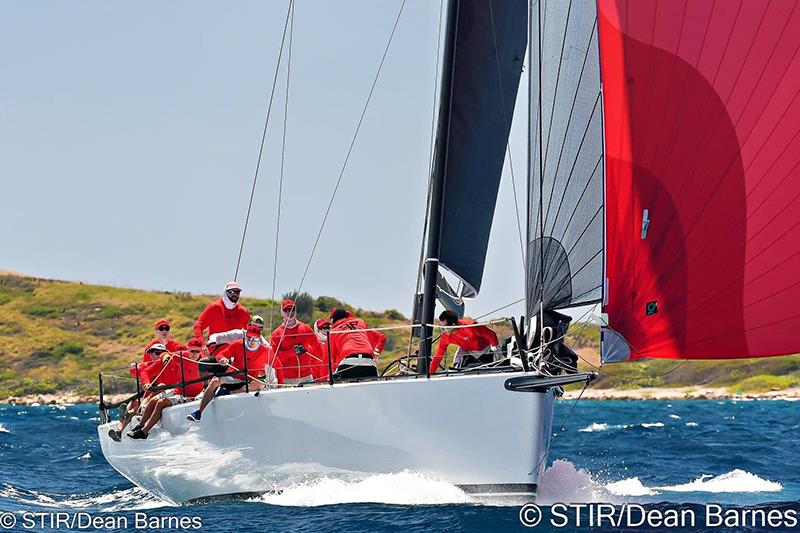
left=1, top=398, right=798, bottom=532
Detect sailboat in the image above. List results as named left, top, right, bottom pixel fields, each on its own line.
left=97, top=0, right=800, bottom=505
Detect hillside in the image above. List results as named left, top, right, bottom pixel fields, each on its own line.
left=0, top=274, right=410, bottom=398
left=1, top=272, right=798, bottom=399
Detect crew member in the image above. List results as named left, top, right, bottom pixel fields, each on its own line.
left=270, top=299, right=323, bottom=384
left=187, top=325, right=282, bottom=422
left=429, top=310, right=499, bottom=373
left=207, top=315, right=268, bottom=346
left=109, top=343, right=172, bottom=442
left=127, top=338, right=205, bottom=440
left=327, top=307, right=386, bottom=357
left=193, top=281, right=250, bottom=340
left=327, top=308, right=379, bottom=380
left=142, top=320, right=187, bottom=361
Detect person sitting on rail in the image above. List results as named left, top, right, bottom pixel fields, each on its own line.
left=193, top=281, right=250, bottom=341
left=142, top=319, right=186, bottom=360
left=429, top=310, right=499, bottom=373
left=127, top=338, right=205, bottom=439
left=187, top=325, right=282, bottom=422
left=326, top=308, right=380, bottom=380
left=270, top=299, right=323, bottom=385
left=108, top=343, right=172, bottom=442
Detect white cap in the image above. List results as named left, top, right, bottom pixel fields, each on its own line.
left=146, top=343, right=167, bottom=353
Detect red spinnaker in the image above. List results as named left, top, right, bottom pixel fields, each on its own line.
left=599, top=0, right=800, bottom=359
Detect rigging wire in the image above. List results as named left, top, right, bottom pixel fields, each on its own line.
left=234, top=0, right=295, bottom=281
left=291, top=0, right=407, bottom=296
left=487, top=0, right=525, bottom=266
left=269, top=2, right=294, bottom=333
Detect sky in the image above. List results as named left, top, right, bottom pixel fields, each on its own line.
left=0, top=1, right=541, bottom=321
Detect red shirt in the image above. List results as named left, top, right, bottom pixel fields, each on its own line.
left=141, top=338, right=187, bottom=362
left=329, top=317, right=375, bottom=369
left=217, top=339, right=284, bottom=384
left=270, top=322, right=323, bottom=380
left=430, top=319, right=498, bottom=373
left=142, top=352, right=204, bottom=397
left=193, top=300, right=250, bottom=339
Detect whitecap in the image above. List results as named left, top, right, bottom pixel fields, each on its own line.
left=0, top=424, right=9, bottom=434
left=669, top=414, right=681, bottom=419
left=579, top=422, right=609, bottom=433
left=78, top=452, right=91, bottom=460
left=605, top=478, right=656, bottom=497
left=256, top=471, right=471, bottom=507
left=641, top=422, right=664, bottom=428
left=657, top=470, right=781, bottom=493
left=685, top=422, right=698, bottom=427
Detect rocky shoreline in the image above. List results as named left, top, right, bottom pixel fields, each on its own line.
left=563, top=385, right=800, bottom=401
left=3, top=386, right=800, bottom=406
left=2, top=393, right=129, bottom=406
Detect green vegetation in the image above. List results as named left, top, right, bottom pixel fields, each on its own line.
left=0, top=274, right=410, bottom=398
left=1, top=272, right=798, bottom=398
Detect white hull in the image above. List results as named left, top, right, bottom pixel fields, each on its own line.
left=98, top=372, right=556, bottom=504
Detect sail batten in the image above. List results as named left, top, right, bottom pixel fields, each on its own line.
left=598, top=0, right=800, bottom=361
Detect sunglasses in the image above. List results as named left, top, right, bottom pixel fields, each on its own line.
left=282, top=307, right=296, bottom=313
left=189, top=349, right=202, bottom=354
left=157, top=326, right=170, bottom=332
left=226, top=289, right=241, bottom=295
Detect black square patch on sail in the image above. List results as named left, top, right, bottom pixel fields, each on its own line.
left=646, top=301, right=658, bottom=316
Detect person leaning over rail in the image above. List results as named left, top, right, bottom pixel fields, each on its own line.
left=429, top=310, right=499, bottom=374
left=327, top=308, right=380, bottom=380
left=193, top=281, right=250, bottom=340
left=142, top=319, right=186, bottom=360
left=127, top=338, right=205, bottom=440
left=270, top=299, right=324, bottom=385
left=187, top=325, right=282, bottom=422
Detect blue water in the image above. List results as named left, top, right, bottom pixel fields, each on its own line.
left=1, top=399, right=798, bottom=532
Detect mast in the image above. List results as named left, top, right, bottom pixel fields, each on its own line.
left=418, top=0, right=459, bottom=375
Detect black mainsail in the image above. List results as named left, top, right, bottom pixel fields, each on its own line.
left=418, top=0, right=527, bottom=371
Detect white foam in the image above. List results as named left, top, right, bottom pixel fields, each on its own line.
left=641, top=422, right=664, bottom=428
left=0, top=424, right=9, bottom=434
left=669, top=414, right=681, bottom=419
left=537, top=460, right=617, bottom=505
left=256, top=471, right=471, bottom=507
left=657, top=470, right=782, bottom=493
left=685, top=422, right=699, bottom=427
left=605, top=478, right=656, bottom=497
left=78, top=452, right=91, bottom=460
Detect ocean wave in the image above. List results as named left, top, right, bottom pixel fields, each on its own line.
left=656, top=470, right=782, bottom=493
left=578, top=422, right=611, bottom=432
left=0, top=483, right=169, bottom=511
left=0, top=424, right=9, bottom=434
left=685, top=422, right=699, bottom=427
left=254, top=471, right=471, bottom=507
left=77, top=452, right=91, bottom=460
left=640, top=422, right=664, bottom=428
